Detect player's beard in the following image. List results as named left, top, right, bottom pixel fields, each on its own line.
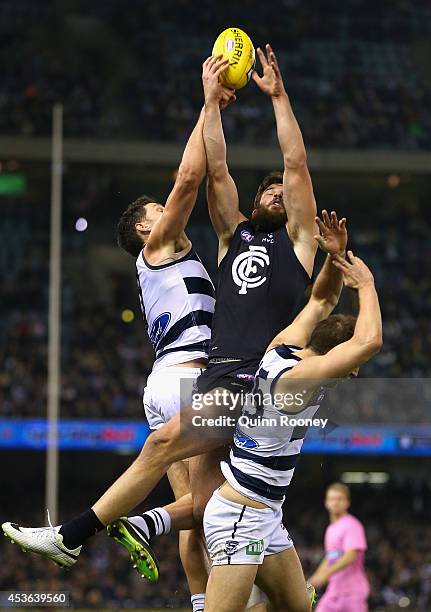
left=251, top=205, right=287, bottom=233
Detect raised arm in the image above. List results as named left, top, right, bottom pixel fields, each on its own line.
left=269, top=211, right=347, bottom=350
left=202, top=55, right=246, bottom=262
left=287, top=252, right=382, bottom=380
left=253, top=45, right=317, bottom=276
left=146, top=107, right=208, bottom=254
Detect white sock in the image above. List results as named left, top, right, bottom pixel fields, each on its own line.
left=191, top=593, right=205, bottom=612
left=129, top=507, right=171, bottom=538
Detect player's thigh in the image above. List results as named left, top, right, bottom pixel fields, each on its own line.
left=256, top=547, right=310, bottom=612
left=189, top=447, right=229, bottom=521
left=205, top=565, right=258, bottom=612
left=167, top=460, right=191, bottom=500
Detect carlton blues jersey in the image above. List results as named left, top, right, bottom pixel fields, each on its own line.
left=209, top=221, right=311, bottom=366
left=221, top=345, right=325, bottom=509
left=136, top=243, right=215, bottom=372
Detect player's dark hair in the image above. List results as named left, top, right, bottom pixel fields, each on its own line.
left=253, top=171, right=283, bottom=210
left=117, top=195, right=155, bottom=257
left=307, top=314, right=357, bottom=355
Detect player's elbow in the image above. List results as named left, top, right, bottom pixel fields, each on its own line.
left=323, top=295, right=339, bottom=311
left=175, top=166, right=202, bottom=193
left=356, top=335, right=383, bottom=359
left=366, top=333, right=383, bottom=355
left=207, top=160, right=229, bottom=181
left=283, top=150, right=307, bottom=171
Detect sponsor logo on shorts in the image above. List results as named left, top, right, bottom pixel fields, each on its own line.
left=236, top=373, right=254, bottom=381
left=224, top=540, right=240, bottom=556
left=246, top=539, right=264, bottom=555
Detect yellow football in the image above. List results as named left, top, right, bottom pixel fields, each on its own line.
left=212, top=27, right=255, bottom=89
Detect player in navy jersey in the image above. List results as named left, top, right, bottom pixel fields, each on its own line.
left=190, top=44, right=319, bottom=521
left=203, top=215, right=382, bottom=612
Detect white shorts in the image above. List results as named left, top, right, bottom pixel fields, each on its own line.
left=204, top=489, right=293, bottom=566
left=143, top=366, right=204, bottom=430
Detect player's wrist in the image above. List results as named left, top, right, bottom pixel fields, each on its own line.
left=357, top=279, right=375, bottom=291
left=204, top=96, right=220, bottom=109
left=271, top=88, right=287, bottom=100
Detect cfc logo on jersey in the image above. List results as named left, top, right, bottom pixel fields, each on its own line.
left=231, top=246, right=270, bottom=294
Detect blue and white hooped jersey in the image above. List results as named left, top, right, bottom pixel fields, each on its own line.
left=221, top=344, right=325, bottom=509
left=136, top=243, right=215, bottom=372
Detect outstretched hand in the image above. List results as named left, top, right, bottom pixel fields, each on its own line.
left=332, top=251, right=375, bottom=290
left=314, top=210, right=347, bottom=256
left=202, top=55, right=236, bottom=109
left=252, top=44, right=285, bottom=97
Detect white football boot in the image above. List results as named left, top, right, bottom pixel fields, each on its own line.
left=2, top=514, right=81, bottom=569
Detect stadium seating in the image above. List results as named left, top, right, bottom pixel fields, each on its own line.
left=1, top=0, right=431, bottom=148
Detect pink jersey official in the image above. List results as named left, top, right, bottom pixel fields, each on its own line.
left=317, top=513, right=369, bottom=612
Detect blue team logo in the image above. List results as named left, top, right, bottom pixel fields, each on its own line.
left=149, top=312, right=171, bottom=347
left=234, top=429, right=259, bottom=449
left=240, top=229, right=254, bottom=243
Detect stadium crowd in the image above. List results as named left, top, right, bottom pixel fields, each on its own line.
left=1, top=193, right=431, bottom=420
left=1, top=0, right=431, bottom=148
left=0, top=481, right=429, bottom=610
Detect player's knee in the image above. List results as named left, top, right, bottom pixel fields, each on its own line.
left=176, top=166, right=201, bottom=191
left=137, top=429, right=175, bottom=468
left=175, top=164, right=202, bottom=191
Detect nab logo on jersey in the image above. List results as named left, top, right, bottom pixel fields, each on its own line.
left=232, top=246, right=270, bottom=295
left=149, top=312, right=171, bottom=347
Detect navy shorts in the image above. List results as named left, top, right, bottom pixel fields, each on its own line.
left=195, top=358, right=258, bottom=395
